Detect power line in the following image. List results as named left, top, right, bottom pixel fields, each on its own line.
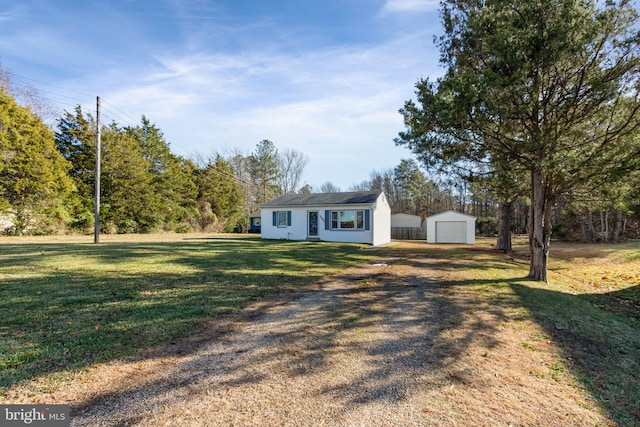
left=4, top=71, right=140, bottom=128
left=5, top=70, right=94, bottom=99
left=101, top=99, right=140, bottom=125
left=202, top=162, right=265, bottom=195
left=3, top=70, right=280, bottom=199
left=95, top=96, right=101, bottom=244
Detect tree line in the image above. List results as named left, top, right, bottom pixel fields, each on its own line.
left=4, top=0, right=640, bottom=284
left=0, top=86, right=313, bottom=235
left=1, top=78, right=638, bottom=243
left=0, top=80, right=484, bottom=236
left=2, top=12, right=640, bottom=260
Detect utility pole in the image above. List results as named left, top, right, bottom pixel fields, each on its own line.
left=94, top=96, right=101, bottom=244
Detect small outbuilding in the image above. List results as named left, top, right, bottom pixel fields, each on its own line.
left=426, top=210, right=476, bottom=244
left=260, top=191, right=391, bottom=246
left=248, top=211, right=261, bottom=233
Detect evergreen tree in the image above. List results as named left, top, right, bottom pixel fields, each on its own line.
left=249, top=139, right=279, bottom=205
left=56, top=108, right=164, bottom=233
left=393, top=159, right=427, bottom=215
left=196, top=156, right=245, bottom=232
left=0, top=88, right=75, bottom=234
left=125, top=116, right=198, bottom=230
left=100, top=123, right=159, bottom=233
left=55, top=106, right=96, bottom=230
left=397, top=0, right=640, bottom=281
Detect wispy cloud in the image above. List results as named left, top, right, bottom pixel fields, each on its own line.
left=0, top=12, right=14, bottom=22
left=0, top=4, right=23, bottom=22
left=1, top=0, right=444, bottom=189
left=381, top=0, right=440, bottom=13
left=94, top=28, right=442, bottom=187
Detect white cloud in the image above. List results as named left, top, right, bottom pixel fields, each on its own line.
left=381, top=0, right=440, bottom=13
left=1, top=0, right=444, bottom=189
left=89, top=27, right=443, bottom=188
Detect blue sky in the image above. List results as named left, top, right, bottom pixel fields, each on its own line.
left=0, top=0, right=444, bottom=190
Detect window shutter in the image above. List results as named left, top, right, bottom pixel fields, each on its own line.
left=287, top=211, right=292, bottom=226
left=272, top=211, right=277, bottom=227
left=325, top=210, right=330, bottom=230
left=364, top=210, right=370, bottom=230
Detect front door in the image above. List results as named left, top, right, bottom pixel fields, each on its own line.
left=308, top=211, right=318, bottom=237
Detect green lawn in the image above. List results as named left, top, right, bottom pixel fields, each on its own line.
left=1, top=235, right=638, bottom=425
left=0, top=235, right=378, bottom=392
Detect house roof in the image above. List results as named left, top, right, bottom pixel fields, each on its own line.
left=261, top=191, right=382, bottom=208
left=426, top=210, right=477, bottom=220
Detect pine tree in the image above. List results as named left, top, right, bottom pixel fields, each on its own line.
left=249, top=140, right=279, bottom=205
left=55, top=106, right=96, bottom=230
left=196, top=156, right=245, bottom=232
left=125, top=116, right=198, bottom=230
left=397, top=0, right=640, bottom=281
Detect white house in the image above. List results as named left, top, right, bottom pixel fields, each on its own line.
left=260, top=191, right=391, bottom=246
left=391, top=213, right=422, bottom=228
left=426, top=210, right=476, bottom=244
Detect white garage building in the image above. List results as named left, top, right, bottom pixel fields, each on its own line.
left=426, top=211, right=476, bottom=244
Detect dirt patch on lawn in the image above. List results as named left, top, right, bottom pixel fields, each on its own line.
left=3, top=242, right=611, bottom=426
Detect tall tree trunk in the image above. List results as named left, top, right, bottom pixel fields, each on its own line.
left=496, top=201, right=512, bottom=252
left=528, top=169, right=549, bottom=282
left=600, top=211, right=608, bottom=242
left=613, top=210, right=624, bottom=241
left=588, top=211, right=596, bottom=241
left=579, top=213, right=587, bottom=241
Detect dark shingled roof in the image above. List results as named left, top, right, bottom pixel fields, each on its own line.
left=261, top=191, right=382, bottom=208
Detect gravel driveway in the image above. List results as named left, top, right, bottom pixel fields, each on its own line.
left=69, top=255, right=432, bottom=426
left=66, top=247, right=604, bottom=426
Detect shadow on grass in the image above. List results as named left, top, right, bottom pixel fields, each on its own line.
left=5, top=240, right=638, bottom=425
left=510, top=283, right=640, bottom=426
left=68, top=251, right=515, bottom=424
left=0, top=238, right=374, bottom=391
left=603, top=284, right=640, bottom=306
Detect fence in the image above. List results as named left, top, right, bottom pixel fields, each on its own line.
left=391, top=227, right=426, bottom=240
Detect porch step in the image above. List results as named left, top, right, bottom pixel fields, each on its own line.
left=306, top=237, right=322, bottom=242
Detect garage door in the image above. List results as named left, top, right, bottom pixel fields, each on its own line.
left=435, top=221, right=466, bottom=243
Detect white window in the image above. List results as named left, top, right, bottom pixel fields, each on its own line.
left=331, top=210, right=364, bottom=230
left=277, top=211, right=288, bottom=227
left=273, top=211, right=291, bottom=228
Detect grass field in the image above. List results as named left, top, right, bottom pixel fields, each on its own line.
left=0, top=234, right=378, bottom=392
left=1, top=234, right=638, bottom=424
left=535, top=240, right=639, bottom=425
left=435, top=237, right=640, bottom=425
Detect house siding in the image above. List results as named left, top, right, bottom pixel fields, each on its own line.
left=261, top=206, right=375, bottom=244
left=371, top=193, right=391, bottom=246
left=260, top=192, right=391, bottom=245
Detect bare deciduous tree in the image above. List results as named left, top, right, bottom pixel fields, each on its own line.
left=277, top=148, right=309, bottom=194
